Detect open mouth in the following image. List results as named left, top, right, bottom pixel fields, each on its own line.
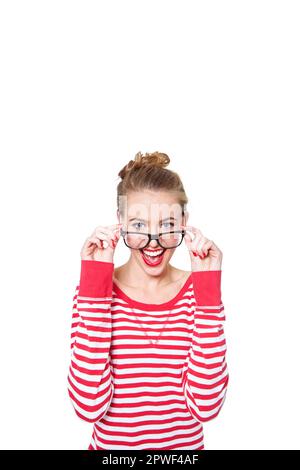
left=139, top=248, right=166, bottom=266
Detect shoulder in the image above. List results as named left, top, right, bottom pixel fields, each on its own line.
left=113, top=266, right=122, bottom=283
left=169, top=268, right=192, bottom=293
left=174, top=268, right=192, bottom=282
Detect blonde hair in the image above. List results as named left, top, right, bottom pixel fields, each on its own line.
left=117, top=151, right=188, bottom=216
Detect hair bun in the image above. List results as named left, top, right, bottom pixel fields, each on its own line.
left=118, top=151, right=170, bottom=180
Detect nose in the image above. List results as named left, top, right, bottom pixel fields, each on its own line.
left=148, top=238, right=159, bottom=248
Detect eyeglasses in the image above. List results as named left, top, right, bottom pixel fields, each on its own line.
left=120, top=228, right=186, bottom=250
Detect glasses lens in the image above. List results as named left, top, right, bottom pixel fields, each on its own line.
left=159, top=231, right=183, bottom=248
left=124, top=233, right=149, bottom=249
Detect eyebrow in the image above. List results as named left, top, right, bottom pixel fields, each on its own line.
left=128, top=217, right=177, bottom=222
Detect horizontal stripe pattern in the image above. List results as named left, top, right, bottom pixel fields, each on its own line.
left=67, top=260, right=228, bottom=450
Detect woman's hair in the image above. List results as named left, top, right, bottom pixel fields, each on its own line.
left=117, top=151, right=188, bottom=216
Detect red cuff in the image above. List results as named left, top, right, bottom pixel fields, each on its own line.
left=78, top=260, right=114, bottom=298
left=192, top=270, right=222, bottom=306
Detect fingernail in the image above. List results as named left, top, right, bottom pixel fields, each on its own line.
left=192, top=251, right=197, bottom=257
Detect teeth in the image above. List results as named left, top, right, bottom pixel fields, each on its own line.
left=143, top=249, right=164, bottom=257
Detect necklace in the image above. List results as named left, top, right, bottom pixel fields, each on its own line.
left=130, top=306, right=173, bottom=347
left=113, top=272, right=191, bottom=347
left=115, top=272, right=188, bottom=291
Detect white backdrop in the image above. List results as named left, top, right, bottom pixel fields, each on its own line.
left=0, top=0, right=299, bottom=450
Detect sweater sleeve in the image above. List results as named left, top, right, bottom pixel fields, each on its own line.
left=67, top=259, right=115, bottom=423
left=182, top=270, right=229, bottom=423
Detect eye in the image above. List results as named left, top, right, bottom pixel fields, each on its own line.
left=132, top=222, right=146, bottom=230
left=161, top=221, right=174, bottom=229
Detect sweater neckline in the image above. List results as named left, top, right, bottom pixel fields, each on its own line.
left=112, top=273, right=192, bottom=311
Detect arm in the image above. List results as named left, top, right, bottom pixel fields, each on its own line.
left=182, top=270, right=229, bottom=422
left=67, top=259, right=115, bottom=423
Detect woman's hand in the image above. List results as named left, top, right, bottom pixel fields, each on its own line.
left=80, top=223, right=123, bottom=262
left=180, top=224, right=223, bottom=271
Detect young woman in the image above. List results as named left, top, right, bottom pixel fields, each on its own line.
left=67, top=151, right=229, bottom=450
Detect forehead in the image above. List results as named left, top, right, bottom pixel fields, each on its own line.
left=120, top=190, right=183, bottom=220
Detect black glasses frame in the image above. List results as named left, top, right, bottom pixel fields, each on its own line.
left=120, top=228, right=186, bottom=250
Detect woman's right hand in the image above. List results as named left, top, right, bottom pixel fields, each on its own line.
left=80, top=223, right=123, bottom=262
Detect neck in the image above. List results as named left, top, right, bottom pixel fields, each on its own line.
left=119, top=254, right=175, bottom=289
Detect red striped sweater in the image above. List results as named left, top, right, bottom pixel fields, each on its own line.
left=67, top=259, right=229, bottom=450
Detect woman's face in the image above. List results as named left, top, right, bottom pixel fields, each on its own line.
left=118, top=190, right=188, bottom=277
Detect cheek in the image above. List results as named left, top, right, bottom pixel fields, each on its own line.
left=165, top=248, right=175, bottom=258
left=133, top=249, right=142, bottom=258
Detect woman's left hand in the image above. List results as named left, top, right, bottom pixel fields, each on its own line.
left=180, top=224, right=223, bottom=271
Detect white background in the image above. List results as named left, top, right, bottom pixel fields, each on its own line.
left=0, top=0, right=299, bottom=450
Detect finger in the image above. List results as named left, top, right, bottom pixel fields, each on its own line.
left=94, top=226, right=111, bottom=235
left=182, top=228, right=205, bottom=249
left=180, top=225, right=204, bottom=237
left=92, top=227, right=108, bottom=238
left=93, top=225, right=121, bottom=237
left=109, top=223, right=123, bottom=231
left=94, top=227, right=117, bottom=241
left=93, top=231, right=115, bottom=249
left=200, top=239, right=214, bottom=257
left=183, top=229, right=209, bottom=258
left=109, top=229, right=122, bottom=246
left=183, top=233, right=202, bottom=258
left=108, top=225, right=123, bottom=237
left=98, top=223, right=122, bottom=230
left=111, top=227, right=123, bottom=244
left=112, top=225, right=123, bottom=237
left=183, top=230, right=193, bottom=248
left=87, top=237, right=101, bottom=249
left=190, top=233, right=206, bottom=254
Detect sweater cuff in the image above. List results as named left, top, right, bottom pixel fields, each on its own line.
left=191, top=270, right=222, bottom=306
left=78, top=259, right=114, bottom=298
